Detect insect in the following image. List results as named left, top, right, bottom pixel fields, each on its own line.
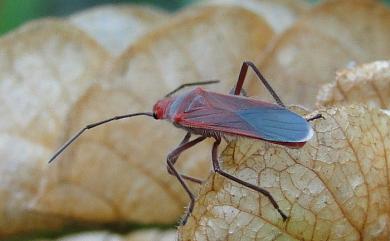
left=49, top=61, right=321, bottom=224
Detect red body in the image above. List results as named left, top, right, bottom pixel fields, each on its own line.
left=49, top=62, right=312, bottom=223
left=153, top=87, right=313, bottom=148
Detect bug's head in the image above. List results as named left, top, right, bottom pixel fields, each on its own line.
left=153, top=98, right=173, bottom=120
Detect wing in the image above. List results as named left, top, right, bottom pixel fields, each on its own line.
left=177, top=92, right=313, bottom=144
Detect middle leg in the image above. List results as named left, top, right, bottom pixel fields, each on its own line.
left=306, top=113, right=323, bottom=122
left=211, top=137, right=288, bottom=221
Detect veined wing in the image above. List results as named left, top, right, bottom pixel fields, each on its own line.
left=177, top=94, right=313, bottom=143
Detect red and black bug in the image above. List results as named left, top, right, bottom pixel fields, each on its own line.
left=49, top=61, right=321, bottom=224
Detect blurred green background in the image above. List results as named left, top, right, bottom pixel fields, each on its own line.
left=0, top=0, right=388, bottom=36
left=0, top=0, right=196, bottom=35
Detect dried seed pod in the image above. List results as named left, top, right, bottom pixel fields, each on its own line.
left=0, top=19, right=110, bottom=237
left=253, top=0, right=390, bottom=108
left=317, top=60, right=390, bottom=109
left=69, top=5, right=169, bottom=56
left=179, top=105, right=390, bottom=241
left=203, top=0, right=310, bottom=33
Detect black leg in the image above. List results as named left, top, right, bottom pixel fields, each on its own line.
left=229, top=87, right=248, bottom=96
left=165, top=80, right=219, bottom=97
left=167, top=133, right=206, bottom=184
left=211, top=137, right=288, bottom=221
left=233, top=61, right=285, bottom=107
left=168, top=132, right=201, bottom=183
left=306, top=113, right=324, bottom=122
left=166, top=135, right=207, bottom=225
left=180, top=132, right=192, bottom=144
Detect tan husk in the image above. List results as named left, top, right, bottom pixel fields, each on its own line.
left=253, top=0, right=390, bottom=108
left=317, top=60, right=390, bottom=109
left=68, top=4, right=169, bottom=56
left=179, top=105, right=390, bottom=241
left=202, top=0, right=310, bottom=33
left=37, top=230, right=177, bottom=241
left=0, top=19, right=110, bottom=237
left=0, top=19, right=110, bottom=148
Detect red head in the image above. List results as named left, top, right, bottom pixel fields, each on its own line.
left=153, top=87, right=204, bottom=121
left=153, top=89, right=194, bottom=120
left=153, top=97, right=175, bottom=119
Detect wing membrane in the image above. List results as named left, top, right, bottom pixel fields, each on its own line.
left=178, top=92, right=312, bottom=143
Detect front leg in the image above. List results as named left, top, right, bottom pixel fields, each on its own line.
left=167, top=134, right=206, bottom=184
left=166, top=135, right=207, bottom=224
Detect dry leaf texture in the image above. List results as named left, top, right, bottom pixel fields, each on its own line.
left=124, top=229, right=177, bottom=241
left=0, top=19, right=110, bottom=237
left=203, top=0, right=309, bottom=33
left=179, top=105, right=390, bottom=241
left=34, top=5, right=274, bottom=225
left=317, top=60, right=390, bottom=109
left=0, top=19, right=109, bottom=148
left=38, top=230, right=176, bottom=241
left=254, top=0, right=390, bottom=108
left=68, top=5, right=168, bottom=56
left=3, top=1, right=390, bottom=240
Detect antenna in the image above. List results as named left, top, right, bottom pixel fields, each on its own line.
left=165, top=80, right=220, bottom=97
left=49, top=112, right=154, bottom=163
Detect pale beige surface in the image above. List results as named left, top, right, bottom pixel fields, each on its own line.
left=179, top=106, right=390, bottom=241
left=203, top=0, right=310, bottom=33
left=69, top=5, right=169, bottom=56
left=0, top=19, right=110, bottom=237
left=255, top=0, right=390, bottom=108
left=38, top=230, right=177, bottom=241
left=0, top=19, right=110, bottom=148
left=317, top=60, right=390, bottom=109
left=124, top=229, right=177, bottom=241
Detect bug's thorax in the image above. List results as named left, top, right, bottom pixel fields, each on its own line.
left=153, top=87, right=207, bottom=122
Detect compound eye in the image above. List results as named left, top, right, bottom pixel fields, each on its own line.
left=185, top=95, right=206, bottom=113
left=152, top=102, right=164, bottom=119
